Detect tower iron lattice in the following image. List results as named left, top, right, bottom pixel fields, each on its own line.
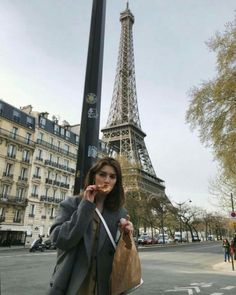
left=101, top=3, right=165, bottom=196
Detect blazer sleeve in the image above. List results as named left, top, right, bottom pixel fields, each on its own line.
left=50, top=197, right=96, bottom=251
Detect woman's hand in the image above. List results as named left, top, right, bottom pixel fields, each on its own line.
left=83, top=185, right=98, bottom=203
left=119, top=216, right=134, bottom=235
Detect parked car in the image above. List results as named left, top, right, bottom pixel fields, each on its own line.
left=157, top=237, right=172, bottom=244
left=138, top=235, right=153, bottom=245
left=192, top=236, right=201, bottom=242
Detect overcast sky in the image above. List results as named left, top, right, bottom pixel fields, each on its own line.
left=0, top=1, right=235, bottom=212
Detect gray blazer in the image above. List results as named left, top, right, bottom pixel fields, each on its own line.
left=47, top=196, right=127, bottom=295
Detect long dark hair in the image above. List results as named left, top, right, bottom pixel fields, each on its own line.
left=84, top=157, right=125, bottom=211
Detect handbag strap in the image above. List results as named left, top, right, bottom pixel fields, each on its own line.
left=95, top=208, right=117, bottom=250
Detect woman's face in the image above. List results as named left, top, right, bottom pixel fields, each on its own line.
left=94, top=165, right=117, bottom=194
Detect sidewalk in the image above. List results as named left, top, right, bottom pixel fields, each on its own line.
left=213, top=260, right=236, bottom=274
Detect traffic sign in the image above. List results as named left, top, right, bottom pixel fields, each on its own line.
left=229, top=211, right=236, bottom=219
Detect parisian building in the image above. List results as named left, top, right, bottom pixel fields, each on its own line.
left=0, top=99, right=117, bottom=246
left=0, top=100, right=79, bottom=246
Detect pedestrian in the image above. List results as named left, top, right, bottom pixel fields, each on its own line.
left=233, top=233, right=236, bottom=260
left=47, top=157, right=133, bottom=295
left=222, top=238, right=230, bottom=262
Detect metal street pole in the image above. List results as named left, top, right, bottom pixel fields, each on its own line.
left=74, top=0, right=106, bottom=195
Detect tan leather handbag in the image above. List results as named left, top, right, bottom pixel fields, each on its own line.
left=95, top=208, right=143, bottom=295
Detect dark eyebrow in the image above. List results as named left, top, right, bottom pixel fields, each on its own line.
left=99, top=170, right=116, bottom=177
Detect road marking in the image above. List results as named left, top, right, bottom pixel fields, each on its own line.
left=221, top=286, right=236, bottom=290
left=210, top=293, right=224, bottom=295
left=165, top=286, right=200, bottom=294
left=191, top=282, right=213, bottom=288
left=165, top=288, right=194, bottom=294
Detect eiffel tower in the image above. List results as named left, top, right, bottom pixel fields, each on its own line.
left=101, top=3, right=165, bottom=197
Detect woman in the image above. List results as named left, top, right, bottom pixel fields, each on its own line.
left=47, top=157, right=133, bottom=295
left=222, top=238, right=230, bottom=262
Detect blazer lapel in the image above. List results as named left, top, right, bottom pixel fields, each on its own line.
left=98, top=209, right=120, bottom=252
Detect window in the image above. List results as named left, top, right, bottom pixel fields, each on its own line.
left=26, top=116, right=33, bottom=128
left=7, top=144, right=16, bottom=158
left=22, top=150, right=30, bottom=162
left=45, top=187, right=49, bottom=197
left=20, top=167, right=27, bottom=180
left=34, top=167, right=40, bottom=178
left=75, top=135, right=79, bottom=144
left=60, top=191, right=66, bottom=201
left=13, top=110, right=20, bottom=121
left=38, top=132, right=44, bottom=141
left=60, top=128, right=65, bottom=136
left=53, top=189, right=57, bottom=198
left=11, top=127, right=18, bottom=139
left=47, top=170, right=51, bottom=179
left=14, top=209, right=21, bottom=222
left=5, top=163, right=13, bottom=176
left=39, top=116, right=46, bottom=128
left=25, top=132, right=32, bottom=144
left=29, top=204, right=35, bottom=217
left=50, top=207, right=55, bottom=218
left=32, top=185, right=38, bottom=197
left=61, top=175, right=68, bottom=185
left=0, top=102, right=3, bottom=114
left=65, top=130, right=70, bottom=140
left=0, top=207, right=5, bottom=218
left=64, top=159, right=69, bottom=169
left=64, top=144, right=69, bottom=154
left=50, top=137, right=54, bottom=146
left=36, top=149, right=43, bottom=160
left=2, top=185, right=10, bottom=198
left=16, top=187, right=25, bottom=200
left=54, top=124, right=59, bottom=134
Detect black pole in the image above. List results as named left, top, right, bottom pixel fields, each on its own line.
left=74, top=0, right=106, bottom=195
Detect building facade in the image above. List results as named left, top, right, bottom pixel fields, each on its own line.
left=0, top=100, right=36, bottom=246
left=0, top=101, right=79, bottom=245
left=0, top=100, right=118, bottom=246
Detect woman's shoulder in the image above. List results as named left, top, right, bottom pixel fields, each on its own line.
left=60, top=195, right=82, bottom=210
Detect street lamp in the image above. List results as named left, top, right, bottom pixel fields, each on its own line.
left=175, top=199, right=192, bottom=243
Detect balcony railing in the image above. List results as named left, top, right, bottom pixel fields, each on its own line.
left=0, top=127, right=35, bottom=147
left=31, top=193, right=38, bottom=198
left=53, top=180, right=60, bottom=187
left=22, top=158, right=30, bottom=163
left=33, top=175, right=41, bottom=179
left=40, top=196, right=61, bottom=204
left=3, top=172, right=13, bottom=178
left=28, top=213, right=35, bottom=218
left=41, top=215, right=46, bottom=219
left=7, top=153, right=16, bottom=159
left=44, top=160, right=75, bottom=174
left=46, top=178, right=53, bottom=184
left=13, top=218, right=21, bottom=223
left=35, top=157, right=43, bottom=162
left=37, top=139, right=77, bottom=159
left=60, top=183, right=70, bottom=189
left=18, top=176, right=28, bottom=182
left=0, top=195, right=28, bottom=206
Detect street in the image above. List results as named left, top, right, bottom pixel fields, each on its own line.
left=0, top=241, right=235, bottom=295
